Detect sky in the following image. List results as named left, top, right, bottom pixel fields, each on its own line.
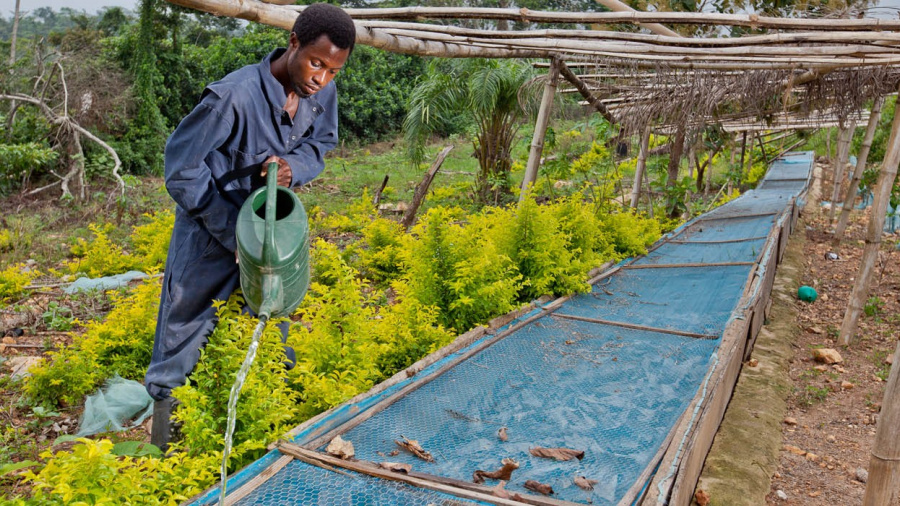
left=1, top=0, right=139, bottom=16
left=2, top=0, right=900, bottom=18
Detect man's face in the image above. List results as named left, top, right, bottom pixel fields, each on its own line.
left=286, top=33, right=350, bottom=98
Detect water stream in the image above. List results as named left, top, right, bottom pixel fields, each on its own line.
left=219, top=317, right=267, bottom=505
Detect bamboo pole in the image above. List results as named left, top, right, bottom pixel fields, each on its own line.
left=837, top=91, right=900, bottom=347
left=520, top=57, right=560, bottom=202
left=593, top=0, right=681, bottom=37
left=835, top=96, right=885, bottom=245
left=360, top=21, right=900, bottom=46
left=557, top=60, right=616, bottom=124
left=862, top=340, right=900, bottom=505
left=311, top=6, right=900, bottom=32
left=830, top=122, right=857, bottom=222
left=631, top=126, right=651, bottom=208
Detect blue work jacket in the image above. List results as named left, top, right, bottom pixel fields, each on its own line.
left=164, top=48, right=338, bottom=254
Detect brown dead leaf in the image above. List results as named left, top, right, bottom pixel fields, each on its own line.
left=524, top=480, right=554, bottom=495
left=472, top=458, right=519, bottom=484
left=395, top=436, right=434, bottom=462
left=529, top=447, right=585, bottom=461
left=325, top=435, right=354, bottom=460
left=574, top=475, right=598, bottom=491
left=490, top=480, right=510, bottom=499
left=498, top=427, right=508, bottom=442
left=695, top=489, right=711, bottom=506
left=379, top=462, right=412, bottom=474
left=388, top=450, right=399, bottom=456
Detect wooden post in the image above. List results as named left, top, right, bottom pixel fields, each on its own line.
left=631, top=126, right=651, bottom=208
left=520, top=56, right=560, bottom=202
left=862, top=339, right=900, bottom=505
left=835, top=96, right=885, bottom=245
left=755, top=132, right=768, bottom=166
left=837, top=95, right=900, bottom=347
left=401, top=146, right=453, bottom=229
left=830, top=122, right=857, bottom=222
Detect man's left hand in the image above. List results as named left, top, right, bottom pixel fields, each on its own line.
left=262, top=156, right=293, bottom=187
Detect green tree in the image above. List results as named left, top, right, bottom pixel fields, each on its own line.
left=404, top=58, right=535, bottom=204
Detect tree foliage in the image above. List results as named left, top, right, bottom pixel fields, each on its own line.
left=404, top=58, right=536, bottom=204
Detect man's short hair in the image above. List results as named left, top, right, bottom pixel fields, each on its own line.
left=292, top=4, right=356, bottom=54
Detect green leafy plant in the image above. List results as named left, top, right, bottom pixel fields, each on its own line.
left=864, top=296, right=884, bottom=318
left=41, top=302, right=75, bottom=331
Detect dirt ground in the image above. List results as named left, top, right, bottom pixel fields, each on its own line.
left=765, top=168, right=900, bottom=505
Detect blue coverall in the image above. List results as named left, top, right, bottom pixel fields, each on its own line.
left=144, top=48, right=339, bottom=401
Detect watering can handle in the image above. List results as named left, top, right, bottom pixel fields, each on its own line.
left=263, top=161, right=279, bottom=266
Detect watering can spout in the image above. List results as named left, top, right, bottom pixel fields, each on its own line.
left=235, top=161, right=310, bottom=319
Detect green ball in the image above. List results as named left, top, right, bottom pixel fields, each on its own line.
left=798, top=285, right=818, bottom=303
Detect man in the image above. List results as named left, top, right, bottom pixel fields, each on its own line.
left=145, top=4, right=355, bottom=450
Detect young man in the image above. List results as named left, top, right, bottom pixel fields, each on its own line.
left=145, top=4, right=355, bottom=450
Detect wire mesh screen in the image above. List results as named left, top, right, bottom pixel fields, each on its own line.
left=640, top=239, right=766, bottom=264
left=332, top=319, right=720, bottom=505
left=217, top=152, right=813, bottom=506
left=563, top=265, right=750, bottom=337
left=234, top=459, right=487, bottom=506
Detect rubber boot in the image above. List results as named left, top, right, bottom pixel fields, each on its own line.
left=150, top=397, right=181, bottom=453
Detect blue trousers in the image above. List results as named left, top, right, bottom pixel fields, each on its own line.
left=144, top=210, right=292, bottom=401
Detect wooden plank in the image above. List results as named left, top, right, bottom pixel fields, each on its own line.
left=551, top=313, right=719, bottom=340
left=641, top=315, right=752, bottom=504
left=667, top=315, right=750, bottom=505
left=668, top=236, right=768, bottom=244
left=623, top=262, right=755, bottom=269
left=276, top=442, right=578, bottom=506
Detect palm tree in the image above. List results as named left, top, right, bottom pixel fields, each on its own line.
left=404, top=58, right=535, bottom=205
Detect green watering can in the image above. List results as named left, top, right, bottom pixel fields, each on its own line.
left=235, top=162, right=310, bottom=319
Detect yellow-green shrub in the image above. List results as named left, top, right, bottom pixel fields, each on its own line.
left=65, top=211, right=174, bottom=277
left=66, top=223, right=141, bottom=277
left=0, top=228, right=10, bottom=251
left=130, top=210, right=174, bottom=272
left=350, top=217, right=405, bottom=283
left=402, top=207, right=522, bottom=332
left=18, top=438, right=217, bottom=505
left=173, top=296, right=300, bottom=470
left=313, top=188, right=376, bottom=233
left=0, top=263, right=39, bottom=304
left=25, top=280, right=160, bottom=407
left=601, top=211, right=662, bottom=259
left=290, top=240, right=383, bottom=418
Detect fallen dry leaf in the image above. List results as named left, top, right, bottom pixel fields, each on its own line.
left=695, top=489, right=711, bottom=506
left=529, top=447, right=585, bottom=461
left=388, top=450, right=399, bottom=456
left=325, top=435, right=354, bottom=460
left=498, top=427, right=508, bottom=442
left=379, top=462, right=412, bottom=474
left=574, top=475, right=598, bottom=491
left=524, top=480, right=554, bottom=495
left=472, top=458, right=519, bottom=484
left=395, top=436, right=434, bottom=462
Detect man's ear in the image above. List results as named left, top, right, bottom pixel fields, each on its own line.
left=288, top=31, right=299, bottom=50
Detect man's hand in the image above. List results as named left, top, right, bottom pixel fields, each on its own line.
left=262, top=156, right=293, bottom=187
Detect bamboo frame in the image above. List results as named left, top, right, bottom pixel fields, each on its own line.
left=838, top=85, right=900, bottom=346
left=835, top=95, right=885, bottom=244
